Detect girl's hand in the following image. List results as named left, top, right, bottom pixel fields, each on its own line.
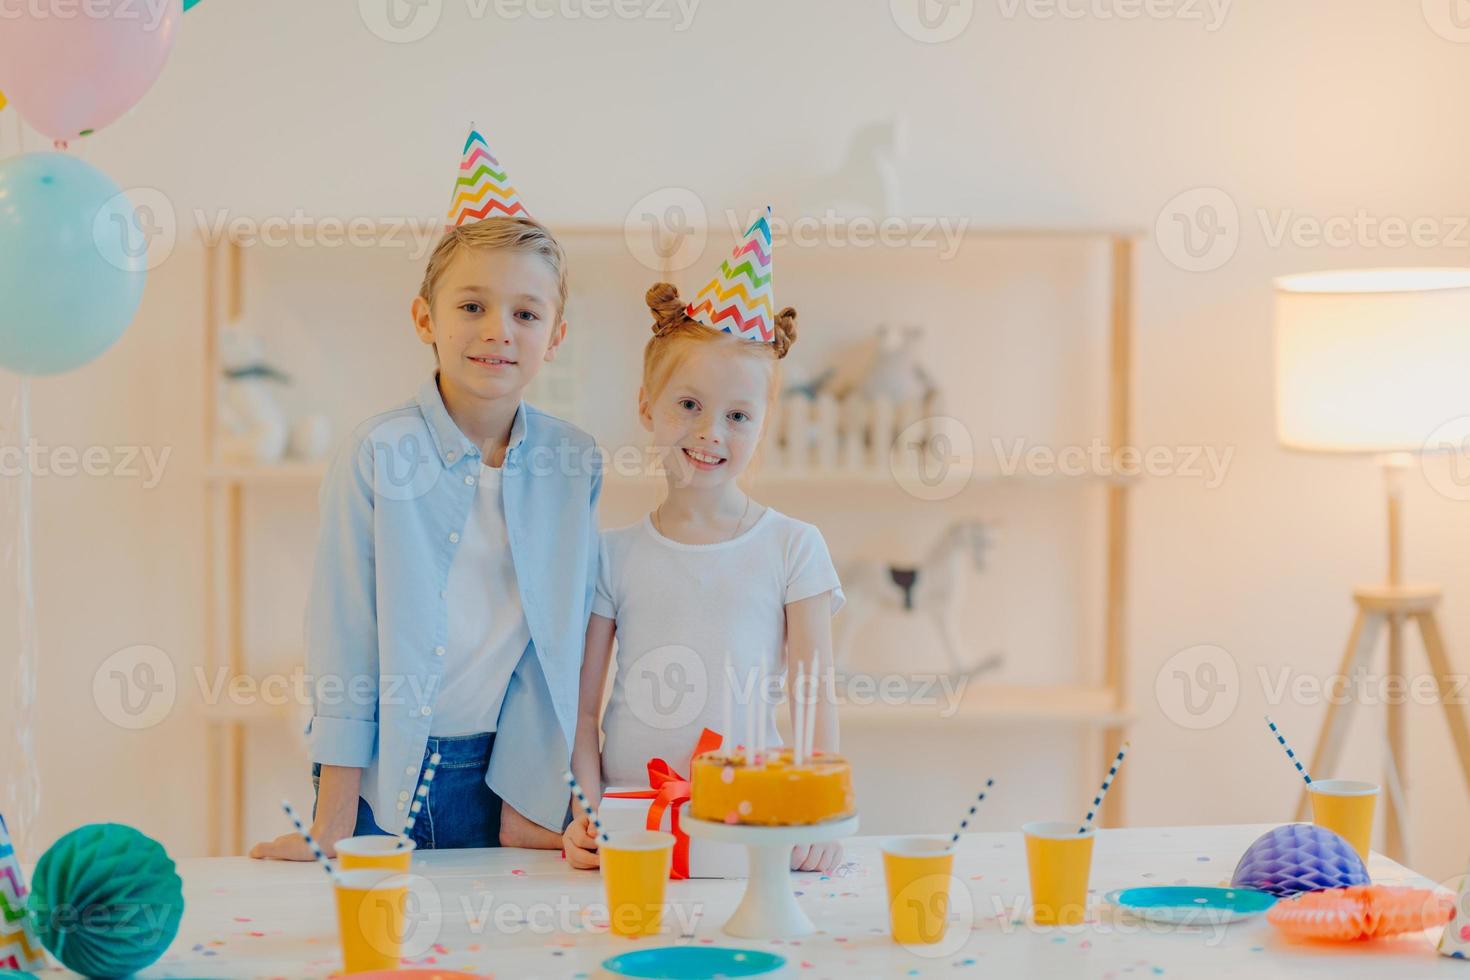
left=563, top=813, right=601, bottom=870
left=250, top=823, right=345, bottom=861
left=790, top=841, right=843, bottom=873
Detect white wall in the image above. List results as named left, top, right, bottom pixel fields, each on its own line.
left=5, top=0, right=1470, bottom=880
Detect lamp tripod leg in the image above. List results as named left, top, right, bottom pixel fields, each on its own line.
left=1385, top=613, right=1408, bottom=862
left=1297, top=608, right=1382, bottom=821
left=1414, top=610, right=1470, bottom=798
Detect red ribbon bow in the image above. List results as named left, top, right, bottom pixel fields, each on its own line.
left=603, top=727, right=723, bottom=879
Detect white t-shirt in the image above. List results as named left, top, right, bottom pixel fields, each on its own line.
left=432, top=463, right=531, bottom=737
left=593, top=507, right=845, bottom=787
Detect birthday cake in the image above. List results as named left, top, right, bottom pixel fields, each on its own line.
left=690, top=749, right=855, bottom=826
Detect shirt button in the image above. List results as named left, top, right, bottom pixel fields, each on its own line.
left=449, top=532, right=460, bottom=543
left=434, top=646, right=445, bottom=657
left=420, top=706, right=432, bottom=716
left=446, top=450, right=457, bottom=461
left=398, top=790, right=410, bottom=801
left=396, top=802, right=406, bottom=812
left=406, top=766, right=416, bottom=776
left=465, top=475, right=475, bottom=486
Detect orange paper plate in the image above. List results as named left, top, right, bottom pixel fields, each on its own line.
left=1267, top=885, right=1454, bottom=942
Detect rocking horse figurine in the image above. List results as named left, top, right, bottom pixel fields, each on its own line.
left=835, top=519, right=1004, bottom=678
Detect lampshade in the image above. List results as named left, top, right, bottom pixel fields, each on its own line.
left=1274, top=268, right=1470, bottom=453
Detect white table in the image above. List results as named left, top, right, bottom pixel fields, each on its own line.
left=74, top=825, right=1460, bottom=978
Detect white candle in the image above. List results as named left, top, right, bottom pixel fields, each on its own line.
left=744, top=662, right=755, bottom=766
left=721, top=651, right=732, bottom=755
left=754, top=665, right=766, bottom=766
left=793, top=662, right=806, bottom=765
left=803, top=652, right=819, bottom=760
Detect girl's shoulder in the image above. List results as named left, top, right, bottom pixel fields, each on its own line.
left=751, top=506, right=830, bottom=550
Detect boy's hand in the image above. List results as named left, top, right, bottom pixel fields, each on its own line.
left=250, top=822, right=346, bottom=861
left=562, top=813, right=600, bottom=870
left=790, top=841, right=843, bottom=873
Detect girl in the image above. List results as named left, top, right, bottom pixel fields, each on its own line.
left=251, top=130, right=599, bottom=857
left=565, top=211, right=845, bottom=873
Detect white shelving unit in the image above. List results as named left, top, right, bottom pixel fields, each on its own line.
left=199, top=223, right=1139, bottom=855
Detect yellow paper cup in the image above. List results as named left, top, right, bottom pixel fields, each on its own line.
left=333, top=868, right=408, bottom=974
left=336, top=835, right=415, bottom=872
left=881, top=836, right=955, bottom=945
left=1309, top=779, right=1378, bottom=860
left=600, top=830, right=674, bottom=938
left=1024, top=821, right=1095, bottom=926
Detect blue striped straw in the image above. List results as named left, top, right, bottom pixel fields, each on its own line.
left=1079, top=742, right=1130, bottom=834
left=1265, top=716, right=1312, bottom=785
left=396, top=751, right=442, bottom=849
left=281, top=799, right=340, bottom=883
left=948, top=778, right=995, bottom=849
left=564, top=770, right=609, bottom=844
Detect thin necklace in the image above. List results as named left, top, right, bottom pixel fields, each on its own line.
left=654, top=494, right=752, bottom=543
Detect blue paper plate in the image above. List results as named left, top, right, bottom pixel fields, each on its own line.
left=1107, top=886, right=1277, bottom=924
left=602, top=946, right=786, bottom=978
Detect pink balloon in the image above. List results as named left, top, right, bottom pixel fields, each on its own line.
left=0, top=0, right=183, bottom=140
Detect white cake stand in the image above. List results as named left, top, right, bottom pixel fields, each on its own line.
left=682, top=813, right=859, bottom=938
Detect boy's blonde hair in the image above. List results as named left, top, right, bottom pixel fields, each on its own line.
left=418, top=216, right=569, bottom=315
left=640, top=282, right=797, bottom=409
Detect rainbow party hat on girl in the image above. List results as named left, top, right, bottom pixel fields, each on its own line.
left=687, top=206, right=775, bottom=343
left=446, top=127, right=529, bottom=226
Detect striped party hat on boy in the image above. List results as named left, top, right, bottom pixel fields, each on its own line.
left=446, top=127, right=529, bottom=226
left=687, top=206, right=775, bottom=344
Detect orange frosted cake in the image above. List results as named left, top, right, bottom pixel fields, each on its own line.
left=689, top=748, right=855, bottom=826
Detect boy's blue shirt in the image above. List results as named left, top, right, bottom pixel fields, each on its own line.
left=304, top=374, right=601, bottom=831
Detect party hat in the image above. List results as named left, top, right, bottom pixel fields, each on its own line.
left=0, top=814, right=46, bottom=971
left=687, top=206, right=775, bottom=344
left=1439, top=869, right=1470, bottom=959
left=446, top=127, right=529, bottom=227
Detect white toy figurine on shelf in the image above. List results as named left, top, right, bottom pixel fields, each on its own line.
left=835, top=520, right=1004, bottom=678
left=217, top=323, right=290, bottom=464
left=217, top=321, right=335, bottom=465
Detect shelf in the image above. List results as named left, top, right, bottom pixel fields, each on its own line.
left=204, top=460, right=1140, bottom=492
left=202, top=700, right=296, bottom=727
left=205, top=461, right=328, bottom=486
left=195, top=222, right=1145, bottom=249
left=838, top=683, right=1130, bottom=728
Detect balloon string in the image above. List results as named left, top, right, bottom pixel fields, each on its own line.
left=10, top=380, right=39, bottom=851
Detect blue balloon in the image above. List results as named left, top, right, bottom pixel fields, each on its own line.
left=0, top=152, right=147, bottom=375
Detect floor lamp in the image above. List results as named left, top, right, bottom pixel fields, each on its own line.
left=1274, top=268, right=1470, bottom=863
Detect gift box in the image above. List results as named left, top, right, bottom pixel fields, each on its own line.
left=601, top=728, right=747, bottom=880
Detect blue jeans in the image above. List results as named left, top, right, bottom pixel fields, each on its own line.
left=312, top=731, right=503, bottom=849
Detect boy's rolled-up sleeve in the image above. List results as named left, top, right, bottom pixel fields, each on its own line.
left=303, top=434, right=379, bottom=768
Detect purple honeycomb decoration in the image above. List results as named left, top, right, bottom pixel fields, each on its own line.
left=1231, top=823, right=1370, bottom=898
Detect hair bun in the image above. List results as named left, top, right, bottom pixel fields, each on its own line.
left=646, top=283, right=688, bottom=336
left=772, top=306, right=798, bottom=358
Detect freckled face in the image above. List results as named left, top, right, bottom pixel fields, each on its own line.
left=640, top=343, right=772, bottom=486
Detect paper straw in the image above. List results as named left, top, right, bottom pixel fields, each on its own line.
left=793, top=661, right=807, bottom=766
left=281, top=799, right=339, bottom=883
left=1265, top=716, right=1312, bottom=785
left=948, top=778, right=995, bottom=849
left=564, top=770, right=608, bottom=844
left=802, top=653, right=819, bottom=759
left=396, top=751, right=441, bottom=849
left=1079, top=741, right=1129, bottom=834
